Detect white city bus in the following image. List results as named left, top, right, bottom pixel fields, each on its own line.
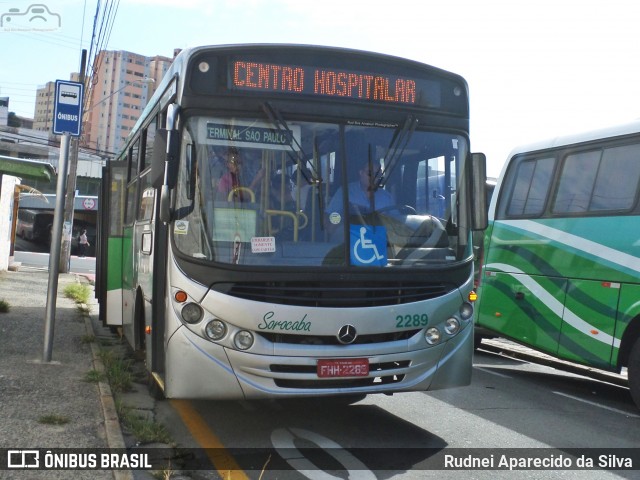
left=97, top=44, right=487, bottom=400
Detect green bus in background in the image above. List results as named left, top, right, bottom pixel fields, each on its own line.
left=475, top=120, right=640, bottom=409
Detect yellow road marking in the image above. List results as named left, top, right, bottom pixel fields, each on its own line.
left=170, top=399, right=249, bottom=480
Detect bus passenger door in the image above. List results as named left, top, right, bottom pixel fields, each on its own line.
left=557, top=279, right=619, bottom=369
left=98, top=161, right=127, bottom=327
left=478, top=270, right=566, bottom=356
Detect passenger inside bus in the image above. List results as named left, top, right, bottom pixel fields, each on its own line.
left=215, top=147, right=265, bottom=202
left=205, top=145, right=228, bottom=190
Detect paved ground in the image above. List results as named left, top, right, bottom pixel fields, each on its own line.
left=0, top=268, right=128, bottom=479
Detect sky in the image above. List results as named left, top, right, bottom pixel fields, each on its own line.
left=1, top=0, right=640, bottom=177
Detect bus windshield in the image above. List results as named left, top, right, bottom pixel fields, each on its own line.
left=173, top=115, right=466, bottom=267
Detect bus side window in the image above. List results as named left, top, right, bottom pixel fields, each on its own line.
left=503, top=156, right=555, bottom=218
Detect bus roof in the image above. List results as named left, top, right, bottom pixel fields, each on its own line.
left=489, top=119, right=640, bottom=217
left=121, top=43, right=469, bottom=161
left=505, top=118, right=640, bottom=162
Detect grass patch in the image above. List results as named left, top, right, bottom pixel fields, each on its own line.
left=38, top=414, right=70, bottom=425
left=84, top=369, right=106, bottom=383
left=80, top=334, right=96, bottom=344
left=76, top=303, right=91, bottom=314
left=116, top=400, right=172, bottom=444
left=151, top=467, right=177, bottom=480
left=63, top=283, right=91, bottom=305
left=0, top=299, right=10, bottom=313
left=98, top=349, right=134, bottom=393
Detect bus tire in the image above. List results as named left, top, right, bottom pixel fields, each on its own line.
left=147, top=373, right=165, bottom=401
left=629, top=337, right=640, bottom=410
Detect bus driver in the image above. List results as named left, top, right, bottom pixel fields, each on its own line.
left=326, top=158, right=394, bottom=226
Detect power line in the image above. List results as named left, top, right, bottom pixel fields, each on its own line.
left=0, top=128, right=117, bottom=157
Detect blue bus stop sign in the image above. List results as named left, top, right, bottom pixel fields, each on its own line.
left=53, top=80, right=83, bottom=136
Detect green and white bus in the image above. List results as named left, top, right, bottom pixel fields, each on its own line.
left=97, top=44, right=487, bottom=400
left=475, top=120, right=640, bottom=408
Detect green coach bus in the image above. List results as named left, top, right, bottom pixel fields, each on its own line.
left=475, top=120, right=640, bottom=409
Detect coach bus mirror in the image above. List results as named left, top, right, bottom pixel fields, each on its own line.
left=151, top=129, right=180, bottom=189
left=151, top=129, right=168, bottom=188
left=165, top=130, right=180, bottom=189
left=159, top=184, right=171, bottom=224
left=471, top=152, right=488, bottom=231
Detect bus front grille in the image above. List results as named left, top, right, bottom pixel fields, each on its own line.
left=222, top=281, right=453, bottom=308
left=273, top=375, right=405, bottom=389
left=257, top=330, right=420, bottom=346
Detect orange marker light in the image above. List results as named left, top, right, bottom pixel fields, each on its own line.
left=590, top=329, right=599, bottom=335
left=145, top=326, right=152, bottom=335
left=468, top=291, right=478, bottom=302
left=174, top=290, right=188, bottom=303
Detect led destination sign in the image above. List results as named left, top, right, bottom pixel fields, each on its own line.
left=230, top=60, right=441, bottom=107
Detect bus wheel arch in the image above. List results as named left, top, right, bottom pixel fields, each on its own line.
left=627, top=336, right=640, bottom=409
left=620, top=314, right=640, bottom=409
left=618, top=314, right=640, bottom=368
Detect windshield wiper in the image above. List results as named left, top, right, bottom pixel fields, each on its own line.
left=262, top=102, right=319, bottom=185
left=374, top=114, right=418, bottom=190
left=262, top=101, right=326, bottom=232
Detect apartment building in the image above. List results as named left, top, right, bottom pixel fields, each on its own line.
left=82, top=50, right=173, bottom=156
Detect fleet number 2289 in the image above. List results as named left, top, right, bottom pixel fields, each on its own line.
left=395, top=314, right=429, bottom=328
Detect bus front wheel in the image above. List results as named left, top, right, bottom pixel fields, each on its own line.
left=628, top=337, right=640, bottom=410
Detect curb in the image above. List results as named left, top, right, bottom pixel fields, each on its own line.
left=85, top=314, right=134, bottom=480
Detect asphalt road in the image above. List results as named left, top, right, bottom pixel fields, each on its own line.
left=13, top=250, right=96, bottom=277
left=134, top=344, right=640, bottom=479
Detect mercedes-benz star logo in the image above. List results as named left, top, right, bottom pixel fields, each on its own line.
left=337, top=324, right=357, bottom=345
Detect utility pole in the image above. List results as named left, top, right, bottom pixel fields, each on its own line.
left=60, top=49, right=87, bottom=272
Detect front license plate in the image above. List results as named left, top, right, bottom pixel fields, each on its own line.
left=317, top=358, right=369, bottom=378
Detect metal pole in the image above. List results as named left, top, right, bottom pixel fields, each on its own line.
left=43, top=134, right=70, bottom=363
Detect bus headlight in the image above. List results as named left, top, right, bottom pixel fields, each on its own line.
left=234, top=330, right=254, bottom=350
left=205, top=319, right=227, bottom=341
left=444, top=317, right=460, bottom=335
left=181, top=303, right=203, bottom=324
left=459, top=302, right=474, bottom=320
left=425, top=327, right=441, bottom=345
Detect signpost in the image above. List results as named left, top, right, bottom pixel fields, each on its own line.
left=53, top=80, right=83, bottom=136
left=43, top=79, right=84, bottom=363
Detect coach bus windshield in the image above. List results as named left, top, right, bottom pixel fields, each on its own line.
left=173, top=116, right=467, bottom=267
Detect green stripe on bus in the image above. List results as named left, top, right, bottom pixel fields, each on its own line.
left=106, top=237, right=123, bottom=292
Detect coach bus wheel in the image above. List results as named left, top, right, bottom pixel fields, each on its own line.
left=147, top=372, right=165, bottom=401
left=629, top=338, right=640, bottom=410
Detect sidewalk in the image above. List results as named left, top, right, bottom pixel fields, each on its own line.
left=0, top=269, right=128, bottom=479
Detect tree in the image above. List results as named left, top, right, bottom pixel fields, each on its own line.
left=8, top=112, right=21, bottom=127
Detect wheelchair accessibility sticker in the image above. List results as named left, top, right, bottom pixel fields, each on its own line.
left=350, top=225, right=387, bottom=266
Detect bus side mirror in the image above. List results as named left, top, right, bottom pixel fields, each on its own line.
left=151, top=128, right=180, bottom=189
left=471, top=152, right=488, bottom=231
